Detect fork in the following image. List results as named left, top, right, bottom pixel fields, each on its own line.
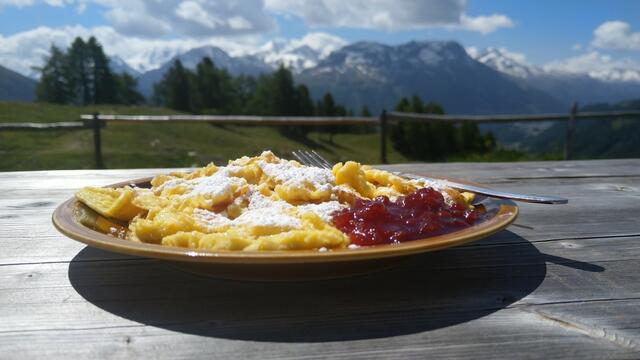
left=292, top=150, right=568, bottom=204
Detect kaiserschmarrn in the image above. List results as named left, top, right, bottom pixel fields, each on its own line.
left=75, top=151, right=475, bottom=251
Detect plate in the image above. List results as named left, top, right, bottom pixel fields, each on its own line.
left=52, top=175, right=518, bottom=281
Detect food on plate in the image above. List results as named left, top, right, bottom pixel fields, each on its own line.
left=75, top=151, right=479, bottom=251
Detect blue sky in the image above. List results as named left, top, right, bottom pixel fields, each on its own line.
left=1, top=0, right=639, bottom=77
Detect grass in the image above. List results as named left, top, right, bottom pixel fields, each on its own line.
left=1, top=102, right=555, bottom=171
left=0, top=102, right=412, bottom=171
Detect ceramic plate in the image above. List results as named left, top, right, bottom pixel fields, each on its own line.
left=52, top=175, right=518, bottom=281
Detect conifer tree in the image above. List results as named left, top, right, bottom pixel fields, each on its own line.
left=36, top=45, right=72, bottom=104
left=87, top=36, right=117, bottom=104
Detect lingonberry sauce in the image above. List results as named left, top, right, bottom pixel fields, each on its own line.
left=331, top=187, right=479, bottom=246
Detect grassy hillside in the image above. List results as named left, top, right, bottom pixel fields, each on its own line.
left=526, top=99, right=640, bottom=159
left=0, top=102, right=414, bottom=171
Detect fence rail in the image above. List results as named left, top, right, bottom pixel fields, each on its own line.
left=388, top=110, right=640, bottom=123
left=0, top=121, right=88, bottom=131
left=78, top=114, right=379, bottom=125
left=2, top=106, right=640, bottom=168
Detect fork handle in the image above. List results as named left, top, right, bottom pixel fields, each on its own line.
left=399, top=173, right=568, bottom=204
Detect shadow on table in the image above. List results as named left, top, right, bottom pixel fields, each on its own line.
left=67, top=230, right=601, bottom=342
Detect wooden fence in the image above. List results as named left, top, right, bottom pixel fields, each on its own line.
left=2, top=104, right=640, bottom=168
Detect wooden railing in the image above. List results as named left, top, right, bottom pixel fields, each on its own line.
left=2, top=105, right=640, bottom=168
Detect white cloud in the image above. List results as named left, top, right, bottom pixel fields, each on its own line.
left=591, top=20, right=640, bottom=51
left=0, top=0, right=35, bottom=8
left=459, top=14, right=513, bottom=34
left=544, top=51, right=640, bottom=82
left=96, top=0, right=275, bottom=38
left=0, top=25, right=267, bottom=76
left=0, top=0, right=74, bottom=8
left=265, top=0, right=513, bottom=33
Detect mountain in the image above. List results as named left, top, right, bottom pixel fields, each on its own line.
left=473, top=48, right=640, bottom=108
left=256, top=40, right=321, bottom=72
left=109, top=56, right=141, bottom=77
left=136, top=45, right=272, bottom=97
left=296, top=41, right=564, bottom=114
left=0, top=64, right=36, bottom=102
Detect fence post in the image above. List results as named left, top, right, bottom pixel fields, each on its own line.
left=91, top=112, right=104, bottom=169
left=564, top=102, right=578, bottom=160
left=380, top=110, right=388, bottom=164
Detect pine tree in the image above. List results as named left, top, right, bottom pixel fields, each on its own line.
left=296, top=85, right=314, bottom=116
left=114, top=73, right=145, bottom=105
left=390, top=96, right=494, bottom=161
left=87, top=37, right=116, bottom=104
left=269, top=65, right=297, bottom=115
left=36, top=45, right=72, bottom=104
left=158, top=60, right=192, bottom=112
left=191, top=57, right=235, bottom=114
left=360, top=105, right=371, bottom=116
left=67, top=37, right=90, bottom=105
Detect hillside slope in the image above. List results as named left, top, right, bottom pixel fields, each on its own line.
left=0, top=65, right=36, bottom=102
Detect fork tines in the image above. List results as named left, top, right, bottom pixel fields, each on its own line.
left=292, top=150, right=333, bottom=169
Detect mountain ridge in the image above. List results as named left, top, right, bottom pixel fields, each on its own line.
left=0, top=64, right=37, bottom=102
left=472, top=47, right=640, bottom=107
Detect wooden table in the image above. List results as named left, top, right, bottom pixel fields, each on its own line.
left=1, top=159, right=639, bottom=359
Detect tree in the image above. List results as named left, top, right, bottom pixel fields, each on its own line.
left=361, top=105, right=371, bottom=117
left=316, top=92, right=343, bottom=142
left=156, top=60, right=192, bottom=112
left=296, top=85, right=314, bottom=116
left=190, top=57, right=235, bottom=114
left=87, top=36, right=117, bottom=104
left=269, top=65, right=298, bottom=115
left=114, top=73, right=145, bottom=105
left=36, top=45, right=72, bottom=104
left=38, top=37, right=121, bottom=105
left=390, top=95, right=494, bottom=161
left=67, top=37, right=90, bottom=105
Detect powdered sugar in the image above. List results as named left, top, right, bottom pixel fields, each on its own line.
left=247, top=187, right=292, bottom=211
left=193, top=185, right=301, bottom=231
left=258, top=160, right=335, bottom=190
left=233, top=207, right=301, bottom=229
left=155, top=165, right=247, bottom=200
left=193, top=208, right=232, bottom=231
left=297, top=201, right=347, bottom=222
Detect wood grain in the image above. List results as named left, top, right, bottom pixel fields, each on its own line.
left=1, top=159, right=639, bottom=359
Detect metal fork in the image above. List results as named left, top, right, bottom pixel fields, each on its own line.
left=292, top=149, right=568, bottom=204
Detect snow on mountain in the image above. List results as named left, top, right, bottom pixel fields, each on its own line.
left=471, top=47, right=543, bottom=79
left=471, top=47, right=640, bottom=84
left=470, top=47, right=640, bottom=105
left=109, top=56, right=141, bottom=77
left=298, top=40, right=563, bottom=114
left=256, top=40, right=320, bottom=72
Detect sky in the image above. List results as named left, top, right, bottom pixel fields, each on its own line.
left=1, top=0, right=639, bottom=78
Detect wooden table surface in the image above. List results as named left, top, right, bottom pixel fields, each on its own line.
left=1, top=159, right=640, bottom=359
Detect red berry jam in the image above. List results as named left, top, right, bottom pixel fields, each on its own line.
left=331, top=187, right=479, bottom=246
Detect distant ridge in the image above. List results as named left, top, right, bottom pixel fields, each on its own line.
left=0, top=64, right=37, bottom=102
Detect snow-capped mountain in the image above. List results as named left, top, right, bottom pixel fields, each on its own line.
left=109, top=56, right=141, bottom=77
left=297, top=41, right=562, bottom=114
left=471, top=47, right=640, bottom=106
left=256, top=40, right=321, bottom=72
left=473, top=47, right=542, bottom=79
